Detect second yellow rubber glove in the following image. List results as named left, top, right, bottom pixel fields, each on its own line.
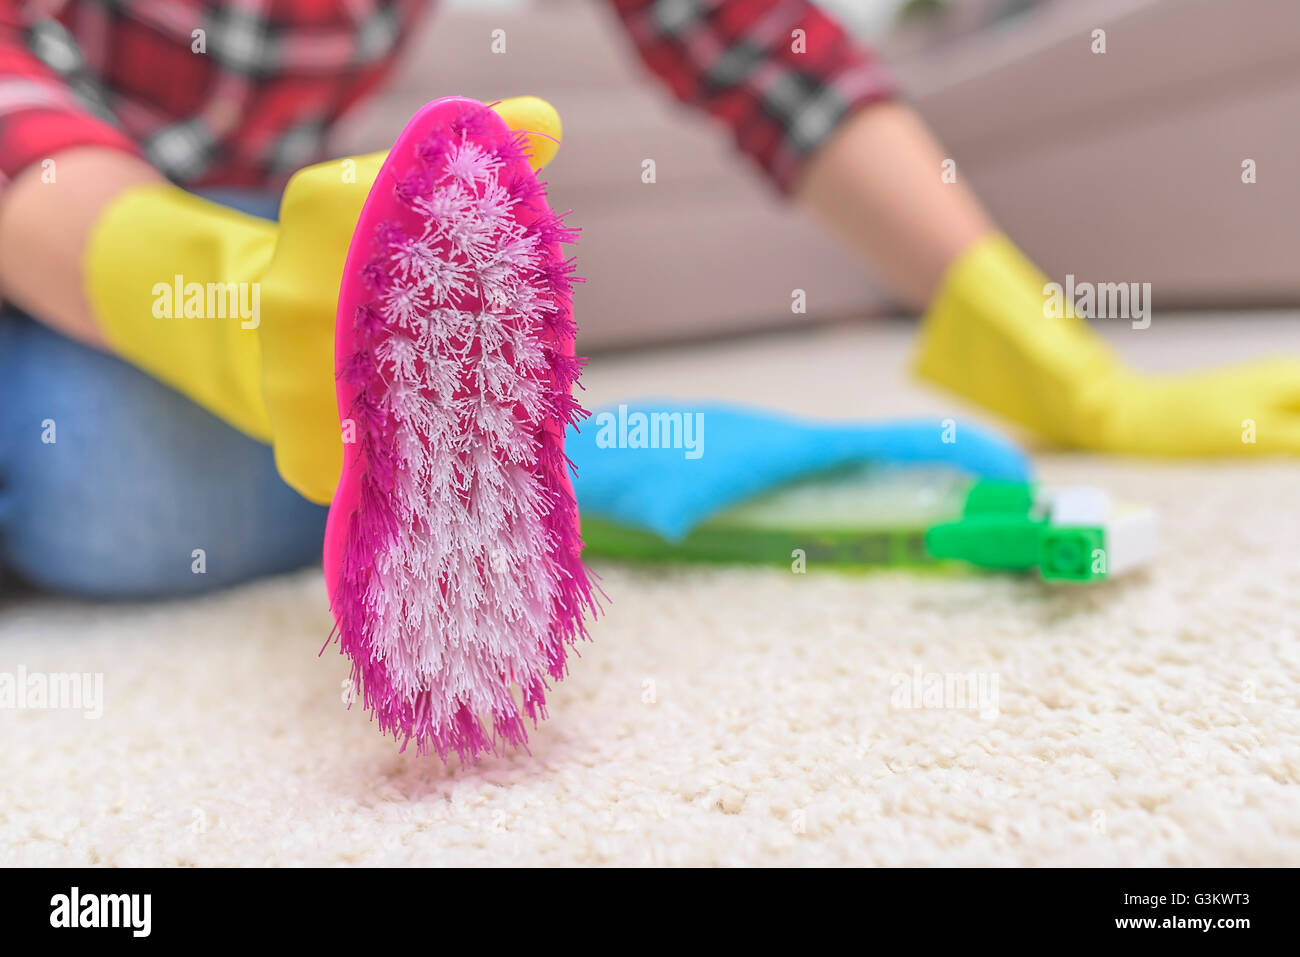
left=85, top=96, right=562, bottom=503
left=913, top=234, right=1300, bottom=455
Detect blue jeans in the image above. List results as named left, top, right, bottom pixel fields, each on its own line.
left=0, top=190, right=327, bottom=598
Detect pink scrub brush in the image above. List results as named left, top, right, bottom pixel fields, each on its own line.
left=323, top=97, right=596, bottom=762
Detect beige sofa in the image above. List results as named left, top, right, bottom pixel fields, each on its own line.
left=330, top=0, right=1300, bottom=349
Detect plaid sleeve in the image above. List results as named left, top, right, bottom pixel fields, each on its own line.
left=607, top=0, right=898, bottom=194
left=0, top=2, right=141, bottom=188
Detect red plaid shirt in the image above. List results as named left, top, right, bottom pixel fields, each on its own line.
left=0, top=0, right=894, bottom=194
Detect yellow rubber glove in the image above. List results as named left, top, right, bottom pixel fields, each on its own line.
left=913, top=234, right=1300, bottom=455
left=85, top=96, right=562, bottom=503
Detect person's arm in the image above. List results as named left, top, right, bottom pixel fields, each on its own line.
left=610, top=0, right=1300, bottom=455
left=0, top=148, right=161, bottom=348
left=607, top=1, right=896, bottom=187
left=795, top=100, right=992, bottom=307
left=606, top=0, right=989, bottom=305
left=0, top=3, right=161, bottom=346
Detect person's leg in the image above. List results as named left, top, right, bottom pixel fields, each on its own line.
left=0, top=307, right=327, bottom=598
left=0, top=189, right=327, bottom=599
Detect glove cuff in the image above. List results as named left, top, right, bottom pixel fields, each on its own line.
left=912, top=232, right=1121, bottom=444
left=85, top=183, right=277, bottom=439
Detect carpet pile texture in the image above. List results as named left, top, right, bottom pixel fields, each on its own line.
left=2, top=316, right=1297, bottom=865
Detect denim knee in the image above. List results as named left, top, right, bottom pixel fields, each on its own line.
left=0, top=312, right=326, bottom=598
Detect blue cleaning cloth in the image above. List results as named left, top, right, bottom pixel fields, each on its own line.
left=566, top=401, right=1032, bottom=541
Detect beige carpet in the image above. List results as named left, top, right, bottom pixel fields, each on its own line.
left=2, top=315, right=1298, bottom=866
